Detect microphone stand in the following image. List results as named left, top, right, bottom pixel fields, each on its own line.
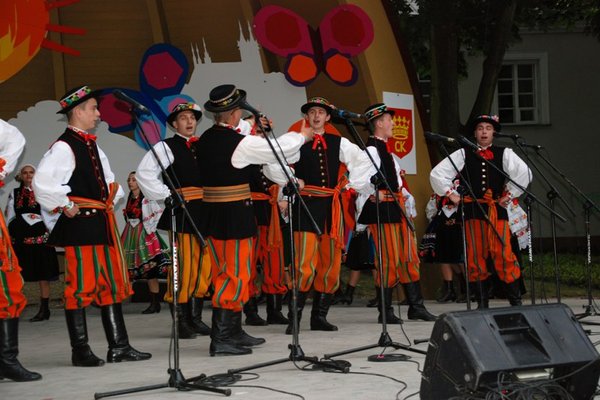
left=226, top=111, right=349, bottom=376
left=529, top=147, right=600, bottom=323
left=323, top=117, right=426, bottom=362
left=95, top=111, right=228, bottom=399
left=504, top=136, right=576, bottom=304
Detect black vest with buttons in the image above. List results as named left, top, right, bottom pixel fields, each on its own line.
left=195, top=125, right=256, bottom=239
left=47, top=129, right=111, bottom=246
left=292, top=133, right=342, bottom=233
left=460, top=145, right=509, bottom=220
left=157, top=135, right=203, bottom=233
left=358, top=137, right=403, bottom=224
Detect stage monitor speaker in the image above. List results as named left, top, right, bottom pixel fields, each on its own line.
left=420, top=303, right=600, bottom=400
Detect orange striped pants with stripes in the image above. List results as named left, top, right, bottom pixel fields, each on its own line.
left=0, top=267, right=26, bottom=319
left=164, top=232, right=211, bottom=304
left=207, top=237, right=253, bottom=311
left=0, top=214, right=26, bottom=318
left=254, top=226, right=287, bottom=295
left=465, top=219, right=520, bottom=283
left=293, top=231, right=342, bottom=294
left=64, top=245, right=133, bottom=310
left=369, top=222, right=420, bottom=287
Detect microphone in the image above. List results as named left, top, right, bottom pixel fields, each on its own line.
left=424, top=131, right=460, bottom=145
left=494, top=132, right=520, bottom=140
left=424, top=131, right=457, bottom=144
left=457, top=135, right=481, bottom=151
left=239, top=100, right=260, bottom=116
left=240, top=101, right=272, bottom=132
left=113, top=90, right=151, bottom=115
left=333, top=108, right=363, bottom=119
left=519, top=142, right=544, bottom=150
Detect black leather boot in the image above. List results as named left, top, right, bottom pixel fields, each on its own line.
left=30, top=298, right=50, bottom=322
left=378, top=288, right=402, bottom=324
left=189, top=297, right=211, bottom=335
left=141, top=292, right=161, bottom=314
left=209, top=308, right=252, bottom=356
left=455, top=274, right=468, bottom=303
left=475, top=279, right=490, bottom=309
left=65, top=308, right=105, bottom=367
left=403, top=282, right=437, bottom=321
left=285, top=291, right=308, bottom=335
left=505, top=281, right=522, bottom=306
left=366, top=286, right=379, bottom=308
left=310, top=292, right=338, bottom=331
left=243, top=297, right=267, bottom=326
left=266, top=293, right=289, bottom=325
left=0, top=318, right=42, bottom=381
left=338, top=284, right=355, bottom=305
left=101, top=303, right=152, bottom=363
left=436, top=281, right=457, bottom=303
left=231, top=311, right=265, bottom=347
left=169, top=303, right=198, bottom=339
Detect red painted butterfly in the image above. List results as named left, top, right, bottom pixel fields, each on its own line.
left=252, top=5, right=374, bottom=87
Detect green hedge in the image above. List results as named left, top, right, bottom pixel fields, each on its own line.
left=523, top=252, right=600, bottom=289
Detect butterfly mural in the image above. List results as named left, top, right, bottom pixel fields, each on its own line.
left=252, top=5, right=374, bottom=87
left=97, top=43, right=195, bottom=149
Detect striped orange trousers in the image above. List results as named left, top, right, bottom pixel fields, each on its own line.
left=164, top=232, right=211, bottom=303
left=369, top=221, right=420, bottom=287
left=254, top=225, right=287, bottom=295
left=464, top=219, right=520, bottom=283
left=0, top=212, right=26, bottom=318
left=207, top=237, right=253, bottom=311
left=293, top=231, right=342, bottom=294
left=63, top=244, right=133, bottom=310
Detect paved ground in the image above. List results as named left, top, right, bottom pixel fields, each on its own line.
left=4, top=297, right=600, bottom=400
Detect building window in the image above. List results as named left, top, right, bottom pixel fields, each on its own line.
left=496, top=53, right=549, bottom=125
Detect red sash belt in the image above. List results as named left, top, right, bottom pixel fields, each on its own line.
left=251, top=185, right=283, bottom=249
left=69, top=182, right=126, bottom=273
left=300, top=175, right=348, bottom=248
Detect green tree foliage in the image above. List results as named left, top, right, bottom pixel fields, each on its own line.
left=388, top=0, right=600, bottom=140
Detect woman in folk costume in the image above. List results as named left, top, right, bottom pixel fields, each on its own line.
left=121, top=171, right=170, bottom=314
left=196, top=84, right=313, bottom=356
left=419, top=191, right=466, bottom=303
left=6, top=164, right=60, bottom=322
left=0, top=119, right=41, bottom=381
left=33, top=86, right=151, bottom=367
left=356, top=103, right=436, bottom=322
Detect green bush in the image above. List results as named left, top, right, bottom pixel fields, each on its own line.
left=523, top=252, right=600, bottom=289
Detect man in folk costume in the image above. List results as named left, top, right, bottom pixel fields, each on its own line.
left=33, top=86, right=151, bottom=366
left=0, top=119, right=41, bottom=382
left=136, top=102, right=211, bottom=339
left=237, top=119, right=289, bottom=326
left=429, top=114, right=531, bottom=308
left=196, top=84, right=312, bottom=356
left=287, top=97, right=371, bottom=334
left=357, top=104, right=435, bottom=322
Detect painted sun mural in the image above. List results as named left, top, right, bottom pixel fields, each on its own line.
left=0, top=0, right=84, bottom=84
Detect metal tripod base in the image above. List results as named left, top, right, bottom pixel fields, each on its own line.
left=227, top=344, right=349, bottom=375
left=94, top=368, right=231, bottom=399
left=576, top=305, right=600, bottom=326
left=323, top=331, right=427, bottom=361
